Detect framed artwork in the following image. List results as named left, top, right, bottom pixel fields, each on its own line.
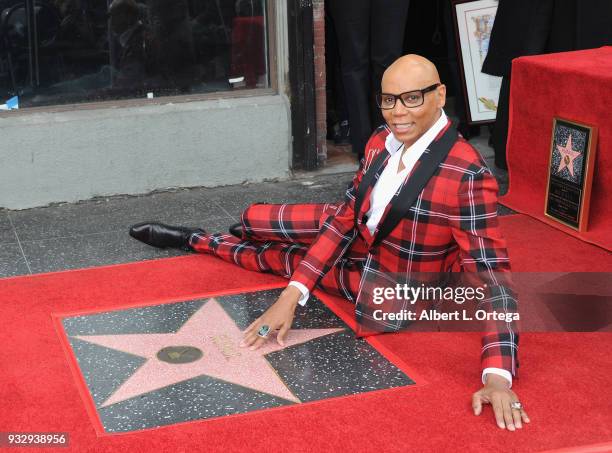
left=545, top=118, right=598, bottom=232
left=452, top=0, right=501, bottom=124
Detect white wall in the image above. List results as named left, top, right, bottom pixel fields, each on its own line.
left=0, top=96, right=291, bottom=209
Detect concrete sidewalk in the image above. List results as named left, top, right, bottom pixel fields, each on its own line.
left=0, top=173, right=353, bottom=277
left=0, top=137, right=511, bottom=279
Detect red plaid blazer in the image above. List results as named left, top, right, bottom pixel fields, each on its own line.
left=291, top=121, right=518, bottom=376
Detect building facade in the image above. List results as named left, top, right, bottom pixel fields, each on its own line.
left=0, top=1, right=320, bottom=210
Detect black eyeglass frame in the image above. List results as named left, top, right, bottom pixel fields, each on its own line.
left=376, top=83, right=441, bottom=109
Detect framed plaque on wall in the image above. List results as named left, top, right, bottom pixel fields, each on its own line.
left=451, top=0, right=501, bottom=124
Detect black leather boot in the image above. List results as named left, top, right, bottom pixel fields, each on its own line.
left=129, top=222, right=204, bottom=250
left=228, top=222, right=243, bottom=239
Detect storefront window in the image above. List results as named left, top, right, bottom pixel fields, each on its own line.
left=0, top=0, right=269, bottom=108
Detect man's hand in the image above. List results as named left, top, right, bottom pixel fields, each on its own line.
left=472, top=374, right=530, bottom=431
left=240, top=285, right=301, bottom=350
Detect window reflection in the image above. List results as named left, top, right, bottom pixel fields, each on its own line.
left=0, top=0, right=268, bottom=108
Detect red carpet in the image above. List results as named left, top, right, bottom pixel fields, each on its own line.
left=1, top=215, right=611, bottom=452
left=499, top=214, right=612, bottom=272
left=501, top=47, right=612, bottom=251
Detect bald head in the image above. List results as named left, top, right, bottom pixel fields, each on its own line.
left=382, top=54, right=441, bottom=91
left=379, top=54, right=446, bottom=147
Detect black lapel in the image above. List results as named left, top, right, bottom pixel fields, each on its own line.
left=371, top=124, right=459, bottom=247
left=353, top=149, right=392, bottom=227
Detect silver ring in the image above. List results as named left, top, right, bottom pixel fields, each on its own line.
left=510, top=401, right=523, bottom=411
left=257, top=325, right=271, bottom=338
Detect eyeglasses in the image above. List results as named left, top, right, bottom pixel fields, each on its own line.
left=376, top=83, right=441, bottom=109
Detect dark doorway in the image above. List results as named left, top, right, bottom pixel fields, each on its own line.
left=323, top=0, right=465, bottom=169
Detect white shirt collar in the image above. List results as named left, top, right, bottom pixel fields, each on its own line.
left=384, top=109, right=449, bottom=156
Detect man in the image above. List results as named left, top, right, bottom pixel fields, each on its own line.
left=109, top=0, right=147, bottom=89
left=327, top=0, right=410, bottom=159
left=130, top=55, right=529, bottom=431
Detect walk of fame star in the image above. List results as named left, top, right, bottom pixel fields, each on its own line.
left=60, top=290, right=414, bottom=433
left=73, top=299, right=343, bottom=406
left=556, top=134, right=581, bottom=177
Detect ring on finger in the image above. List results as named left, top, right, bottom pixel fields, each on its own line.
left=257, top=324, right=271, bottom=338
left=510, top=401, right=523, bottom=411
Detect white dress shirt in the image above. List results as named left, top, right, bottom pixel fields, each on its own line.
left=365, top=110, right=448, bottom=235
left=288, top=110, right=511, bottom=386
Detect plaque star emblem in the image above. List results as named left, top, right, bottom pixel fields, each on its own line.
left=556, top=134, right=581, bottom=177
left=72, top=299, right=343, bottom=406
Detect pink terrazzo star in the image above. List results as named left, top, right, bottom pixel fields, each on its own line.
left=73, top=299, right=343, bottom=407
left=556, top=134, right=581, bottom=177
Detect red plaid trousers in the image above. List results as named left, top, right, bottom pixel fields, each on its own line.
left=190, top=203, right=365, bottom=302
